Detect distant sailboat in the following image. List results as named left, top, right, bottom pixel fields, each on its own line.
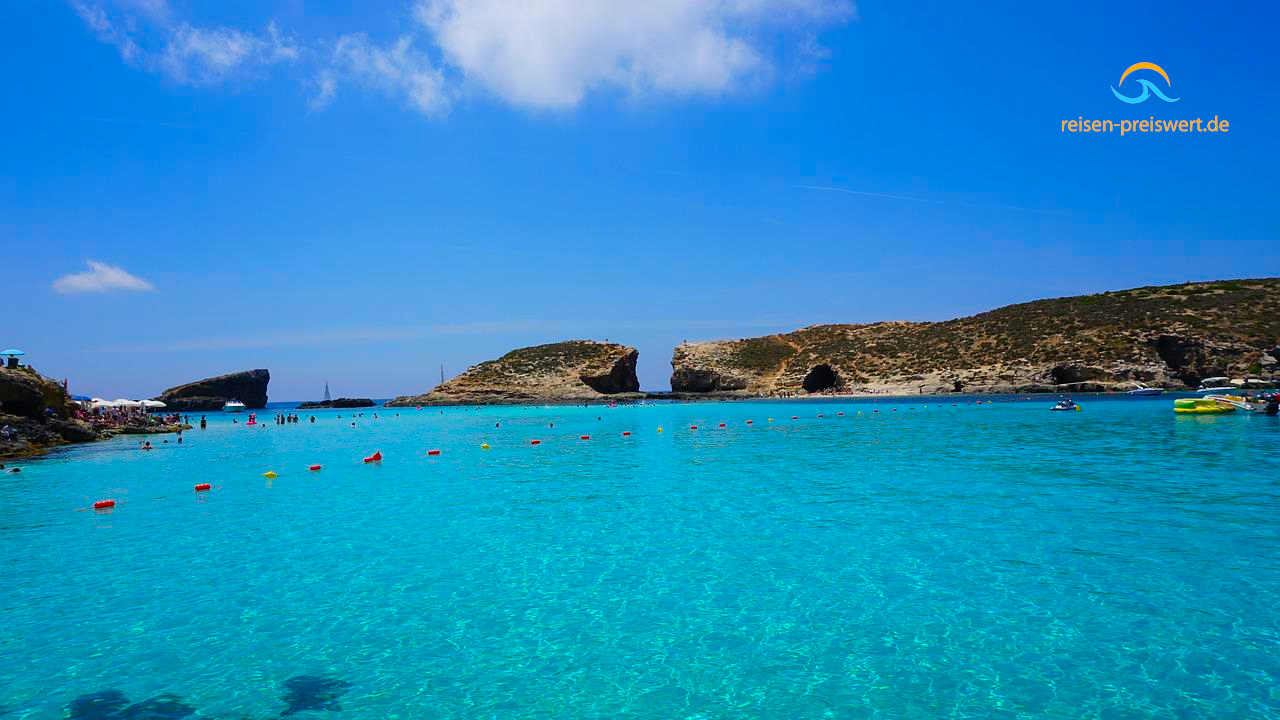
left=323, top=382, right=332, bottom=403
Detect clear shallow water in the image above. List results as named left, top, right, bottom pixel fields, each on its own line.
left=2, top=397, right=1279, bottom=719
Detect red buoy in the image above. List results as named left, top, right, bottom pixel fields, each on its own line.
left=194, top=483, right=212, bottom=492
left=579, top=435, right=590, bottom=440
left=93, top=499, right=115, bottom=510
left=308, top=464, right=322, bottom=471
left=791, top=416, right=798, bottom=420
left=427, top=449, right=441, bottom=456
left=363, top=451, right=382, bottom=463
left=530, top=439, right=542, bottom=445
left=718, top=423, right=726, bottom=428
left=817, top=413, right=824, bottom=418
left=746, top=420, right=753, bottom=424
left=690, top=425, right=698, bottom=430
left=621, top=431, right=631, bottom=437
left=837, top=412, right=844, bottom=416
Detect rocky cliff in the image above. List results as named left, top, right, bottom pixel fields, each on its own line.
left=156, top=369, right=270, bottom=410
left=0, top=366, right=98, bottom=457
left=671, top=278, right=1280, bottom=395
left=387, top=341, right=640, bottom=406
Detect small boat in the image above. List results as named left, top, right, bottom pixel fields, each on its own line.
left=1050, top=399, right=1079, bottom=412
left=1195, top=377, right=1235, bottom=394
left=1126, top=382, right=1164, bottom=396
left=222, top=399, right=246, bottom=413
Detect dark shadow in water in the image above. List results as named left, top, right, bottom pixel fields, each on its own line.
left=280, top=676, right=352, bottom=716
left=67, top=691, right=130, bottom=720
left=66, top=690, right=194, bottom=720
left=119, top=694, right=196, bottom=719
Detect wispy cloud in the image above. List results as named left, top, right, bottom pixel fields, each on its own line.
left=52, top=260, right=156, bottom=294
left=795, top=184, right=945, bottom=205
left=795, top=184, right=1066, bottom=216
left=91, top=320, right=552, bottom=352
left=70, top=0, right=854, bottom=114
left=72, top=0, right=298, bottom=85
left=315, top=33, right=449, bottom=115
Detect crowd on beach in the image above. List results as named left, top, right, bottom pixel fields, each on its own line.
left=76, top=405, right=190, bottom=432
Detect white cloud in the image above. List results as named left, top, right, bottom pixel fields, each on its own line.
left=73, top=1, right=299, bottom=85
left=414, top=0, right=852, bottom=107
left=53, top=261, right=156, bottom=294
left=72, top=0, right=853, bottom=112
left=320, top=34, right=449, bottom=115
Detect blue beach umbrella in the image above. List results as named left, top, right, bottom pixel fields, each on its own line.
left=71, top=395, right=91, bottom=402
left=0, top=348, right=23, bottom=357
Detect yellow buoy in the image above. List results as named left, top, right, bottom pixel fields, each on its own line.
left=481, top=443, right=490, bottom=450
left=767, top=417, right=774, bottom=423
left=657, top=426, right=663, bottom=433
left=262, top=471, right=278, bottom=478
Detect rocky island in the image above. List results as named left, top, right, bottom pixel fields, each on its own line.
left=386, top=340, right=641, bottom=406
left=297, top=398, right=375, bottom=409
left=155, top=369, right=270, bottom=410
left=671, top=278, right=1280, bottom=396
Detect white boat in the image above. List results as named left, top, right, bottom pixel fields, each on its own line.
left=1195, top=377, right=1235, bottom=394
left=222, top=400, right=246, bottom=413
left=1126, top=382, right=1163, bottom=396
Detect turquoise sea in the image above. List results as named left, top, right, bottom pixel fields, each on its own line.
left=2, top=396, right=1279, bottom=719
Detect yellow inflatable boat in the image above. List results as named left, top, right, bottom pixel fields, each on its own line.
left=1173, top=398, right=1236, bottom=414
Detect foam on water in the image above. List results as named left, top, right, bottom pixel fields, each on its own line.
left=1, top=397, right=1278, bottom=718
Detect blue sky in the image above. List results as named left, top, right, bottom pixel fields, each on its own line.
left=3, top=1, right=1276, bottom=399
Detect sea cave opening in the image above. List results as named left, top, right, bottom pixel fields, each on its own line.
left=802, top=364, right=841, bottom=393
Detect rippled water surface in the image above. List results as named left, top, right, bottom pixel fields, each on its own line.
left=2, top=397, right=1279, bottom=718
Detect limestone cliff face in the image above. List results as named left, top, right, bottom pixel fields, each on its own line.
left=0, top=366, right=98, bottom=457
left=387, top=341, right=640, bottom=406
left=671, top=278, right=1280, bottom=395
left=156, top=369, right=270, bottom=410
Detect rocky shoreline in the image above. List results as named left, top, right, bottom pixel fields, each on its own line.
left=0, top=366, right=190, bottom=459
left=297, top=398, right=376, bottom=409
left=6, top=279, right=1277, bottom=446
left=668, top=279, right=1280, bottom=398
left=387, top=341, right=640, bottom=407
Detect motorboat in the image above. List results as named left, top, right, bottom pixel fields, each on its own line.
left=1126, top=382, right=1164, bottom=396
left=222, top=399, right=247, bottom=413
left=1195, top=377, right=1235, bottom=394
left=1050, top=399, right=1079, bottom=411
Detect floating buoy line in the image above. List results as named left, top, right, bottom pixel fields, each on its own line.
left=82, top=405, right=951, bottom=514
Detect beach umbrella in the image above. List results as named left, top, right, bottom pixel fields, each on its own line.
left=91, top=399, right=116, bottom=409
left=141, top=400, right=167, bottom=408
left=70, top=395, right=91, bottom=402
left=0, top=349, right=24, bottom=357
left=114, top=399, right=142, bottom=408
